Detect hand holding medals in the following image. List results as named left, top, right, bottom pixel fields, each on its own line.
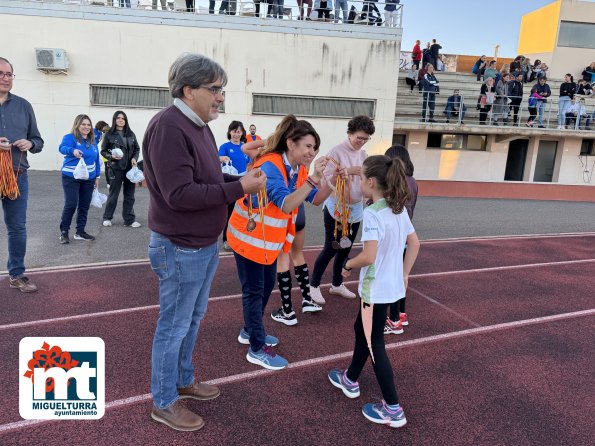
left=328, top=157, right=352, bottom=250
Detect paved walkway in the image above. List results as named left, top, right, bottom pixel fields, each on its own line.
left=1, top=171, right=595, bottom=271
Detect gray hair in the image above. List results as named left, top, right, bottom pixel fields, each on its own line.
left=168, top=53, right=228, bottom=99
left=0, top=57, right=14, bottom=72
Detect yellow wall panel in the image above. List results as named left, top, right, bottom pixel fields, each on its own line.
left=517, top=0, right=561, bottom=55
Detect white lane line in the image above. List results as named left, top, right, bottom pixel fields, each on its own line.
left=408, top=286, right=482, bottom=328
left=1, top=307, right=593, bottom=434
left=3, top=231, right=593, bottom=276
left=3, top=257, right=595, bottom=332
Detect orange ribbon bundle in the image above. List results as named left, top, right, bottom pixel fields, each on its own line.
left=247, top=183, right=269, bottom=262
left=0, top=146, right=20, bottom=200
left=333, top=175, right=351, bottom=249
left=23, top=342, right=80, bottom=392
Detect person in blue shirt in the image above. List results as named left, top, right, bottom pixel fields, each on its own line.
left=220, top=121, right=250, bottom=250
left=58, top=114, right=101, bottom=244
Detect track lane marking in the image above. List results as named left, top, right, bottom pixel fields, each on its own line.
left=408, top=286, right=482, bottom=328
left=2, top=257, right=595, bottom=331
left=1, top=307, right=593, bottom=434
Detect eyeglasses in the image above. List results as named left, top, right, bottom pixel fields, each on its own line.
left=0, top=72, right=15, bottom=80
left=199, top=85, right=225, bottom=95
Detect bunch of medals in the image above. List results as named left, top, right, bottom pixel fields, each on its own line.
left=246, top=169, right=269, bottom=261
left=328, top=157, right=352, bottom=250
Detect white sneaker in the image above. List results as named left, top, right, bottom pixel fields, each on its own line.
left=329, top=283, right=356, bottom=299
left=102, top=220, right=112, bottom=227
left=126, top=222, right=141, bottom=228
left=309, top=285, right=326, bottom=305
left=557, top=125, right=563, bottom=130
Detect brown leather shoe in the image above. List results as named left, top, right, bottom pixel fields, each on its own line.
left=151, top=400, right=205, bottom=431
left=178, top=382, right=220, bottom=401
left=9, top=276, right=38, bottom=293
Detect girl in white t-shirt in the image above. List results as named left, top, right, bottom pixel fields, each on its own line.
left=327, top=155, right=420, bottom=428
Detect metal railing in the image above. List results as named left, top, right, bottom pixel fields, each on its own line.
left=395, top=91, right=594, bottom=131
left=49, top=0, right=404, bottom=27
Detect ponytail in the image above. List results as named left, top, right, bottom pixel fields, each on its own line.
left=254, top=114, right=320, bottom=162
left=363, top=155, right=410, bottom=214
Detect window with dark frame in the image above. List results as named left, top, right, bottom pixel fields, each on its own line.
left=427, top=133, right=487, bottom=151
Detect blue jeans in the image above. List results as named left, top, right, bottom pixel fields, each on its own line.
left=119, top=0, right=131, bottom=7
left=60, top=175, right=95, bottom=233
left=558, top=96, right=571, bottom=126
left=334, top=0, right=348, bottom=22
left=234, top=253, right=277, bottom=352
left=2, top=170, right=28, bottom=279
left=537, top=101, right=546, bottom=126
left=149, top=232, right=219, bottom=409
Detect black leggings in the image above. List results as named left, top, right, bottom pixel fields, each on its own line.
left=347, top=303, right=399, bottom=405
left=311, top=207, right=360, bottom=288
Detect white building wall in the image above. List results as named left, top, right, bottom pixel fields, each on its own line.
left=0, top=2, right=400, bottom=170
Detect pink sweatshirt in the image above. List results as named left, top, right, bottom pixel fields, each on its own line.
left=323, top=138, right=368, bottom=204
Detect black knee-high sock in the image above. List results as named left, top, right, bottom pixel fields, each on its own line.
left=294, top=264, right=311, bottom=302
left=277, top=271, right=293, bottom=313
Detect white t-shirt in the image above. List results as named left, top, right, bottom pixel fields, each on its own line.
left=358, top=199, right=415, bottom=305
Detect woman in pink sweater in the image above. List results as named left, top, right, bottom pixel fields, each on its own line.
left=309, top=116, right=375, bottom=303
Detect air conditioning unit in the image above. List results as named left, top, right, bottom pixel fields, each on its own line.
left=35, top=48, right=69, bottom=71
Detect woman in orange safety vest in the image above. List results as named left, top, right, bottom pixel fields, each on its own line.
left=227, top=114, right=342, bottom=370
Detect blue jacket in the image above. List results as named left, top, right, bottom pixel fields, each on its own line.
left=218, top=141, right=250, bottom=175
left=59, top=133, right=101, bottom=179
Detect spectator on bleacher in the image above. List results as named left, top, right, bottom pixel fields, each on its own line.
left=508, top=72, right=524, bottom=125
left=361, top=0, right=382, bottom=26
left=119, top=0, right=131, bottom=7
left=533, top=60, right=549, bottom=80
left=421, top=64, right=439, bottom=123
left=421, top=42, right=431, bottom=69
left=417, top=64, right=427, bottom=92
left=314, top=0, right=332, bottom=21
left=577, top=79, right=594, bottom=97
left=558, top=74, right=577, bottom=129
left=582, top=62, right=595, bottom=83
left=521, top=57, right=533, bottom=83
left=219, top=0, right=236, bottom=15
left=526, top=92, right=540, bottom=127
left=271, top=0, right=285, bottom=18
left=444, top=89, right=466, bottom=124
left=509, top=55, right=523, bottom=74
left=493, top=72, right=511, bottom=125
left=334, top=0, right=347, bottom=22
left=478, top=77, right=496, bottom=125
left=412, top=40, right=422, bottom=70
left=247, top=124, right=262, bottom=142
left=436, top=55, right=445, bottom=72
left=530, top=77, right=551, bottom=128
left=565, top=97, right=588, bottom=129
left=429, top=39, right=442, bottom=70
left=405, top=66, right=418, bottom=93
left=483, top=61, right=498, bottom=81
left=152, top=0, right=166, bottom=9
left=472, top=55, right=487, bottom=81
left=384, top=0, right=400, bottom=28
left=185, top=0, right=195, bottom=12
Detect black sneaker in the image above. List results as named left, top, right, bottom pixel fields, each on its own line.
left=59, top=232, right=70, bottom=244
left=302, top=300, right=322, bottom=314
left=74, top=232, right=95, bottom=241
left=271, top=309, right=298, bottom=326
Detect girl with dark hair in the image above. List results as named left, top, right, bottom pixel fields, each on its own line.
left=383, top=145, right=418, bottom=335
left=309, top=115, right=375, bottom=304
left=220, top=121, right=250, bottom=250
left=227, top=114, right=343, bottom=370
left=329, top=155, right=420, bottom=429
left=100, top=111, right=141, bottom=228
left=58, top=114, right=101, bottom=244
left=558, top=74, right=577, bottom=129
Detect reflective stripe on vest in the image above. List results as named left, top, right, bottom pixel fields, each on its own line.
left=226, top=152, right=308, bottom=265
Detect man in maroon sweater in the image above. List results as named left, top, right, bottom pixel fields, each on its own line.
left=143, top=53, right=266, bottom=432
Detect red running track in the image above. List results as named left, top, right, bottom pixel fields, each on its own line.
left=0, top=234, right=593, bottom=446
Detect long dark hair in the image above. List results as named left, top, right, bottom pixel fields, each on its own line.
left=384, top=144, right=414, bottom=176
left=108, top=110, right=132, bottom=137
left=227, top=120, right=247, bottom=143
left=363, top=155, right=410, bottom=215
left=255, top=114, right=320, bottom=162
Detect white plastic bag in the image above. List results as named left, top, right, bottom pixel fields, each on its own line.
left=90, top=188, right=108, bottom=208
left=111, top=148, right=124, bottom=159
left=126, top=166, right=145, bottom=184
left=73, top=158, right=89, bottom=180
left=221, top=161, right=239, bottom=176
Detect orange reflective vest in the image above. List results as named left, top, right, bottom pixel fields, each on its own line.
left=226, top=153, right=309, bottom=265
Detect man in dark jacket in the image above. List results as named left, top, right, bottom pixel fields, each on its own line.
left=421, top=64, right=439, bottom=122
left=508, top=72, right=524, bottom=125
left=0, top=56, right=44, bottom=293
left=444, top=89, right=466, bottom=123
left=429, top=39, right=442, bottom=69
left=421, top=42, right=431, bottom=69
left=530, top=77, right=551, bottom=128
